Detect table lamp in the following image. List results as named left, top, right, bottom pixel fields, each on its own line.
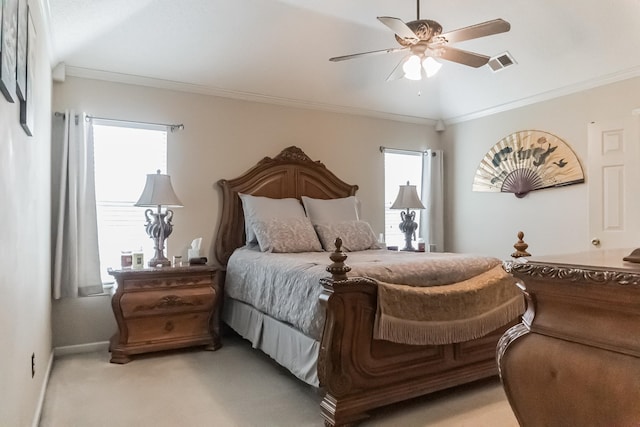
left=135, top=170, right=183, bottom=267
left=390, top=181, right=425, bottom=251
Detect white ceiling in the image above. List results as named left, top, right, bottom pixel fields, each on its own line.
left=47, top=0, right=640, bottom=123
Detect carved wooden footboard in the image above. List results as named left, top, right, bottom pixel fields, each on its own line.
left=215, top=146, right=519, bottom=427
left=317, top=241, right=515, bottom=426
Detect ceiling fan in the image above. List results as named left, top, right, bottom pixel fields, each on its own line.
left=329, top=1, right=511, bottom=81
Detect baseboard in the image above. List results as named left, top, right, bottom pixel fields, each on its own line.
left=31, top=350, right=54, bottom=427
left=32, top=342, right=110, bottom=426
left=54, top=341, right=110, bottom=357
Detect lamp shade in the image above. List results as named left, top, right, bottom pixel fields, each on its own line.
left=390, top=181, right=425, bottom=210
left=135, top=170, right=183, bottom=207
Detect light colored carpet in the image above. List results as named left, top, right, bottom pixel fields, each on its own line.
left=40, top=334, right=519, bottom=426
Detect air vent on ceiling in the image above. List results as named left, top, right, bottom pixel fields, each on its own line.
left=488, top=52, right=516, bottom=72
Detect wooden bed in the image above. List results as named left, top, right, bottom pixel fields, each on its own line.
left=214, top=146, right=518, bottom=426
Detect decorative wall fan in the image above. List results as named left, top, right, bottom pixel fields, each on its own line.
left=329, top=1, right=511, bottom=81
left=473, top=130, right=585, bottom=198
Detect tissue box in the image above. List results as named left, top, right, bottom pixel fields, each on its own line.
left=188, top=249, right=199, bottom=260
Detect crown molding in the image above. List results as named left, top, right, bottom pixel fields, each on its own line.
left=63, top=66, right=433, bottom=126
left=63, top=64, right=640, bottom=127
left=447, top=65, right=640, bottom=124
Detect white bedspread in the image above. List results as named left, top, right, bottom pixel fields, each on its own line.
left=225, top=247, right=503, bottom=341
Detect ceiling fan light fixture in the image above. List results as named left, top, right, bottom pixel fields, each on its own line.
left=404, top=70, right=422, bottom=81
left=330, top=6, right=512, bottom=84
left=402, top=55, right=422, bottom=80
left=422, top=56, right=442, bottom=77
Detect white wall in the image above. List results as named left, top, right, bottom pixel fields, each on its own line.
left=443, top=76, right=640, bottom=258
left=0, top=1, right=53, bottom=425
left=51, top=76, right=438, bottom=346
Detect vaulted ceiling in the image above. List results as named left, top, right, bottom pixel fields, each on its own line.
left=47, top=0, right=640, bottom=123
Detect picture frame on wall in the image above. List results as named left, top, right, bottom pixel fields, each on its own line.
left=0, top=0, right=18, bottom=103
left=16, top=0, right=27, bottom=101
left=19, top=7, right=35, bottom=136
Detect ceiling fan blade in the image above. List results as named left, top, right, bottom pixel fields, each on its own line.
left=438, top=46, right=490, bottom=68
left=386, top=56, right=409, bottom=81
left=330, top=46, right=408, bottom=62
left=438, top=18, right=510, bottom=44
left=377, top=16, right=420, bottom=43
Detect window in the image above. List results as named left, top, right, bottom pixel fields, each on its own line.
left=92, top=121, right=168, bottom=282
left=383, top=150, right=424, bottom=248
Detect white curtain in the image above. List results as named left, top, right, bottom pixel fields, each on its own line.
left=420, top=149, right=444, bottom=252
left=51, top=110, right=103, bottom=298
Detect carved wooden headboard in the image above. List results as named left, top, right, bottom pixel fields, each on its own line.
left=214, top=146, right=358, bottom=266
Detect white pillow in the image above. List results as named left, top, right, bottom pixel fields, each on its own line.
left=301, top=196, right=360, bottom=225
left=253, top=217, right=323, bottom=253
left=239, top=194, right=307, bottom=244
left=314, top=220, right=381, bottom=252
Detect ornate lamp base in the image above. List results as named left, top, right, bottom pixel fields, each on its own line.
left=399, top=208, right=418, bottom=251
left=144, top=207, right=174, bottom=268
left=148, top=255, right=171, bottom=268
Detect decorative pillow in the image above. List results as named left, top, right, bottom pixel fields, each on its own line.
left=301, top=196, right=360, bottom=225
left=314, top=220, right=381, bottom=252
left=239, top=194, right=307, bottom=244
left=252, top=217, right=323, bottom=253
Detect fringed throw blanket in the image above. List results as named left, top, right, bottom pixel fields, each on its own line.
left=373, top=264, right=524, bottom=345
left=226, top=248, right=523, bottom=344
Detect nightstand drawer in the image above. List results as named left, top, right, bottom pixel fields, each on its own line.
left=120, top=287, right=214, bottom=318
left=126, top=312, right=211, bottom=344
left=123, top=273, right=213, bottom=291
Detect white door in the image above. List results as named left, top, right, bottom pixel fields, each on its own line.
left=588, top=115, right=640, bottom=250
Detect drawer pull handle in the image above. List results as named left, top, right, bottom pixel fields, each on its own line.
left=165, top=321, right=175, bottom=332
left=133, top=295, right=199, bottom=313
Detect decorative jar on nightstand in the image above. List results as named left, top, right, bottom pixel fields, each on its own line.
left=108, top=265, right=221, bottom=364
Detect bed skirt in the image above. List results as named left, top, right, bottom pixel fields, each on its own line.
left=222, top=298, right=320, bottom=386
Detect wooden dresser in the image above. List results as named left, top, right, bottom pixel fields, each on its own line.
left=499, top=249, right=640, bottom=426
left=108, top=265, right=221, bottom=364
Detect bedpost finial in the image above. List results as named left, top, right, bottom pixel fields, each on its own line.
left=327, top=238, right=351, bottom=281
left=511, top=231, right=531, bottom=258
left=335, top=237, right=343, bottom=251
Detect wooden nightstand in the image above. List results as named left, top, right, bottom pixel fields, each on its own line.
left=108, top=265, right=221, bottom=364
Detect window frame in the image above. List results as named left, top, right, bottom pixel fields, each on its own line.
left=92, top=119, right=169, bottom=283
left=383, top=148, right=425, bottom=248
